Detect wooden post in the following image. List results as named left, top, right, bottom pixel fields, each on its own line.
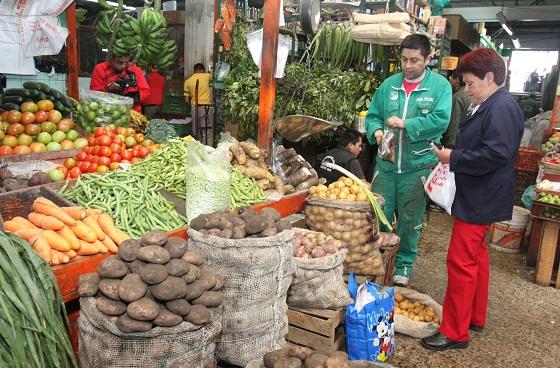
left=66, top=1, right=79, bottom=100
left=257, top=0, right=281, bottom=155
left=535, top=221, right=560, bottom=286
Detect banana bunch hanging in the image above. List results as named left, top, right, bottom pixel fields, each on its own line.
left=309, top=24, right=369, bottom=70
left=96, top=3, right=178, bottom=73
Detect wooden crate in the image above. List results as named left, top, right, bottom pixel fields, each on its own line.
left=535, top=220, right=560, bottom=287
left=287, top=307, right=346, bottom=351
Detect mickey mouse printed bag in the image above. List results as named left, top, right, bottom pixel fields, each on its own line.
left=345, top=273, right=395, bottom=362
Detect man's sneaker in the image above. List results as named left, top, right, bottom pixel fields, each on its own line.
left=393, top=275, right=409, bottom=287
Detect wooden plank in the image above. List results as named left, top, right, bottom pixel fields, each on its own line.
left=333, top=327, right=346, bottom=351
left=289, top=306, right=344, bottom=321
left=288, top=309, right=337, bottom=337
left=0, top=149, right=82, bottom=164
left=65, top=2, right=79, bottom=100
left=53, top=253, right=111, bottom=302
left=535, top=221, right=560, bottom=286
left=287, top=325, right=334, bottom=350
left=556, top=255, right=560, bottom=289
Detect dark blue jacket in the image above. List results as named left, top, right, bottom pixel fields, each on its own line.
left=450, top=87, right=524, bottom=224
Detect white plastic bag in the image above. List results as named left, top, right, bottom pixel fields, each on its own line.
left=423, top=163, right=456, bottom=215
left=246, top=28, right=291, bottom=78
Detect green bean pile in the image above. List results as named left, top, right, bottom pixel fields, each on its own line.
left=0, top=232, right=77, bottom=368
left=130, top=138, right=188, bottom=199
left=230, top=169, right=267, bottom=209
left=61, top=171, right=187, bottom=238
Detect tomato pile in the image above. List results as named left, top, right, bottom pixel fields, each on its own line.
left=63, top=126, right=161, bottom=178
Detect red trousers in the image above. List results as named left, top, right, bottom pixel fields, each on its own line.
left=439, top=218, right=490, bottom=342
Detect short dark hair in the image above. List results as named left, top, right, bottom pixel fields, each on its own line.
left=194, top=63, right=205, bottom=72
left=337, top=129, right=362, bottom=148
left=400, top=34, right=431, bottom=58
left=451, top=69, right=465, bottom=87
left=456, top=48, right=506, bottom=86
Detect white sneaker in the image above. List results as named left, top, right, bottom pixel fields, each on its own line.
left=393, top=275, right=409, bottom=287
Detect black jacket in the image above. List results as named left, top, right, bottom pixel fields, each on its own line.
left=450, top=87, right=524, bottom=224
left=316, top=148, right=365, bottom=185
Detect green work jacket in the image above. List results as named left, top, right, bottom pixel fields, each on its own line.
left=365, top=68, right=452, bottom=174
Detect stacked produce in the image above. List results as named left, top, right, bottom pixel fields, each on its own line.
left=250, top=346, right=354, bottom=368
left=3, top=197, right=130, bottom=265
left=309, top=178, right=368, bottom=201
left=230, top=168, right=267, bottom=209
left=61, top=171, right=187, bottom=238
left=275, top=145, right=320, bottom=193
left=293, top=230, right=346, bottom=258
left=144, top=118, right=178, bottom=143
left=0, top=102, right=86, bottom=157
left=78, top=231, right=224, bottom=332
left=129, top=109, right=149, bottom=132
left=394, top=293, right=440, bottom=324
left=541, top=131, right=560, bottom=155
left=96, top=6, right=177, bottom=73
left=75, top=91, right=132, bottom=132
left=536, top=191, right=560, bottom=220
left=1, top=82, right=77, bottom=114
left=190, top=207, right=292, bottom=239
left=0, top=169, right=52, bottom=193
left=230, top=141, right=286, bottom=196
left=0, top=232, right=76, bottom=367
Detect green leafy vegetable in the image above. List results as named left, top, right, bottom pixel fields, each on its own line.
left=145, top=119, right=178, bottom=143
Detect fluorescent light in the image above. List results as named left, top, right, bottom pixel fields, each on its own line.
left=512, top=37, right=521, bottom=49
left=499, top=43, right=504, bottom=49
left=497, top=11, right=514, bottom=36
left=501, top=23, right=513, bottom=36
left=86, top=0, right=135, bottom=11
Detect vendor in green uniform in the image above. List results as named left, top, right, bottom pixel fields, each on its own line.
left=365, top=34, right=452, bottom=286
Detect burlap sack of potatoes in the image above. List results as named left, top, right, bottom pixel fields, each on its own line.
left=393, top=287, right=443, bottom=338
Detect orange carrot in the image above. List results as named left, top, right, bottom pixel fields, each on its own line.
left=83, top=216, right=106, bottom=241
left=35, top=197, right=58, bottom=207
left=28, top=212, right=64, bottom=231
left=29, top=235, right=52, bottom=263
left=101, top=235, right=119, bottom=254
left=97, top=213, right=131, bottom=245
left=11, top=216, right=38, bottom=228
left=77, top=240, right=99, bottom=256
left=32, top=201, right=76, bottom=226
left=4, top=220, right=28, bottom=233
left=15, top=228, right=44, bottom=241
left=95, top=239, right=108, bottom=254
left=70, top=221, right=97, bottom=243
left=42, top=230, right=71, bottom=252
left=61, top=207, right=86, bottom=221
left=57, top=226, right=80, bottom=250
left=85, top=209, right=104, bottom=217
left=64, top=249, right=77, bottom=259
left=50, top=250, right=70, bottom=265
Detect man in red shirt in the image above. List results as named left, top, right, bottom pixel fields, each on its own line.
left=90, top=54, right=150, bottom=112
left=143, top=69, right=165, bottom=119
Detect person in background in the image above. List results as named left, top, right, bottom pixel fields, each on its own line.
left=184, top=63, right=214, bottom=145
left=90, top=53, right=150, bottom=112
left=143, top=69, right=166, bottom=119
left=529, top=68, right=539, bottom=92
left=365, top=34, right=452, bottom=287
left=421, top=48, right=523, bottom=351
left=442, top=70, right=472, bottom=148
left=520, top=93, right=540, bottom=120
left=316, top=129, right=368, bottom=186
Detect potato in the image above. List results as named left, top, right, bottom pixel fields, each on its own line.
left=78, top=273, right=99, bottom=297
left=190, top=214, right=209, bottom=231
left=181, top=250, right=203, bottom=266
left=164, top=237, right=188, bottom=259
left=197, top=270, right=218, bottom=290
left=289, top=346, right=312, bottom=361
left=128, top=259, right=146, bottom=274
left=311, top=246, right=326, bottom=258
left=273, top=358, right=304, bottom=368
left=264, top=347, right=290, bottom=368
left=118, top=273, right=147, bottom=302
left=260, top=207, right=281, bottom=222
left=153, top=308, right=183, bottom=327
left=219, top=228, right=233, bottom=239
left=192, top=291, right=224, bottom=307
left=139, top=263, right=168, bottom=285
left=304, top=353, right=328, bottom=368
left=208, top=229, right=222, bottom=236
left=261, top=227, right=278, bottom=237
left=276, top=218, right=292, bottom=233
left=245, top=213, right=269, bottom=235
left=127, top=297, right=160, bottom=321
left=151, top=276, right=188, bottom=301
left=99, top=278, right=121, bottom=300
left=213, top=274, right=225, bottom=291
left=118, top=239, right=142, bottom=262
left=136, top=246, right=171, bottom=264
left=96, top=296, right=127, bottom=316
left=166, top=259, right=190, bottom=276
left=166, top=299, right=191, bottom=316
left=182, top=264, right=201, bottom=284
left=185, top=280, right=205, bottom=301
left=232, top=226, right=246, bottom=239
left=140, top=230, right=168, bottom=246
left=325, top=356, right=349, bottom=368
left=116, top=314, right=152, bottom=333
left=98, top=256, right=128, bottom=279
left=184, top=304, right=211, bottom=325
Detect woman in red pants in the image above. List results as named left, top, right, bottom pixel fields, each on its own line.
left=421, top=48, right=524, bottom=351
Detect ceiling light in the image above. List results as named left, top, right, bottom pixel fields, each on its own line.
left=86, top=0, right=135, bottom=11
left=497, top=11, right=514, bottom=36
left=499, top=43, right=504, bottom=49
left=512, top=37, right=521, bottom=49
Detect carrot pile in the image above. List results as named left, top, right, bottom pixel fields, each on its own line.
left=4, top=197, right=131, bottom=265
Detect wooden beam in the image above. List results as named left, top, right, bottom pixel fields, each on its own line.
left=66, top=2, right=79, bottom=100
left=257, top=0, right=281, bottom=155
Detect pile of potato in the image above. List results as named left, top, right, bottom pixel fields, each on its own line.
left=190, top=207, right=292, bottom=239
left=261, top=346, right=353, bottom=368
left=293, top=230, right=345, bottom=259
left=309, top=177, right=368, bottom=202
left=275, top=145, right=320, bottom=193
left=78, top=230, right=224, bottom=333
left=394, top=293, right=440, bottom=324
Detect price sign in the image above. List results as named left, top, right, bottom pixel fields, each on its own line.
left=441, top=56, right=459, bottom=71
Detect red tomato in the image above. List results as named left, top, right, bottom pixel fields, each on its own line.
left=138, top=147, right=150, bottom=158
left=109, top=143, right=122, bottom=154
left=78, top=161, right=90, bottom=173
left=98, top=156, right=111, bottom=167
left=109, top=162, right=120, bottom=170
left=91, top=145, right=100, bottom=155
left=85, top=153, right=93, bottom=162
left=82, top=146, right=92, bottom=154
left=63, top=158, right=77, bottom=169
left=87, top=136, right=96, bottom=146
left=131, top=148, right=140, bottom=158
left=76, top=151, right=87, bottom=161
left=96, top=165, right=109, bottom=174
left=93, top=127, right=109, bottom=137
left=110, top=153, right=122, bottom=162
left=89, top=155, right=100, bottom=164
left=121, top=150, right=133, bottom=161
left=99, top=146, right=111, bottom=157
left=56, top=165, right=68, bottom=178
left=87, top=163, right=98, bottom=173
left=69, top=167, right=82, bottom=178
left=112, top=137, right=123, bottom=144
left=95, top=135, right=111, bottom=146
left=130, top=157, right=140, bottom=164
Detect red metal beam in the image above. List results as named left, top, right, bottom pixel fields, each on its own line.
left=66, top=2, right=79, bottom=100
left=257, top=0, right=281, bottom=155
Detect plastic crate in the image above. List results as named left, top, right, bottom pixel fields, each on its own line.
left=515, top=168, right=538, bottom=193
left=162, top=91, right=190, bottom=116
left=516, top=147, right=544, bottom=172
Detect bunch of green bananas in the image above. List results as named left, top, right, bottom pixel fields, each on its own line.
left=129, top=109, right=149, bottom=132
left=95, top=5, right=178, bottom=73
left=309, top=24, right=369, bottom=70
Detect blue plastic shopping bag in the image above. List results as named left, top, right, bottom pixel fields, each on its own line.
left=345, top=273, right=395, bottom=362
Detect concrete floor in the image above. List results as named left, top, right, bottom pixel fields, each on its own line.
left=390, top=212, right=560, bottom=368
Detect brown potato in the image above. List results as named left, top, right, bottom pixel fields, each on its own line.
left=151, top=276, right=188, bottom=301
left=166, top=259, right=190, bottom=277
left=182, top=264, right=201, bottom=284
left=116, top=314, right=152, bottom=333
left=98, top=278, right=121, bottom=300
left=264, top=347, right=290, bottom=368
left=98, top=256, right=128, bottom=279
left=136, top=246, right=171, bottom=264
left=192, top=291, right=224, bottom=307
left=78, top=273, right=99, bottom=297
left=181, top=250, right=204, bottom=266
left=304, top=353, right=328, bottom=368
left=163, top=237, right=188, bottom=259
left=127, top=259, right=146, bottom=274
left=126, top=297, right=160, bottom=321
left=166, top=299, right=191, bottom=316
left=184, top=304, right=211, bottom=325
left=96, top=296, right=127, bottom=316
left=153, top=308, right=183, bottom=327
left=140, top=230, right=168, bottom=246
left=139, top=263, right=168, bottom=285
left=289, top=346, right=312, bottom=361
left=118, top=239, right=142, bottom=262
left=118, top=273, right=147, bottom=302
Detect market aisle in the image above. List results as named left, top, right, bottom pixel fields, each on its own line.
left=391, top=212, right=560, bottom=368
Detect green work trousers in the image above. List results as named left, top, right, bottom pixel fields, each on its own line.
left=373, top=167, right=431, bottom=278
